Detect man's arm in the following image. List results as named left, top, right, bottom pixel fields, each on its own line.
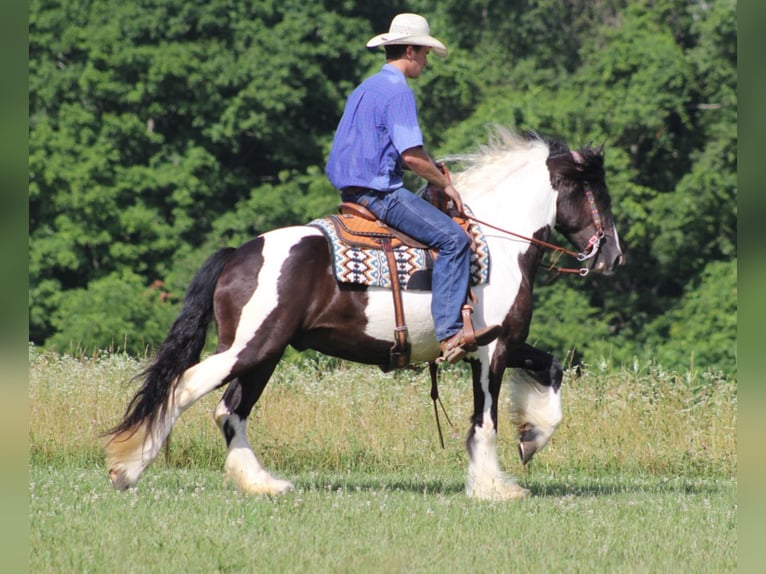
left=401, top=146, right=465, bottom=214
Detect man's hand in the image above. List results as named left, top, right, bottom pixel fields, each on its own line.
left=441, top=183, right=465, bottom=216
left=402, top=146, right=466, bottom=215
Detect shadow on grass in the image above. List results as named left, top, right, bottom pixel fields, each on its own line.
left=523, top=476, right=735, bottom=498
left=293, top=473, right=467, bottom=495
left=291, top=472, right=734, bottom=498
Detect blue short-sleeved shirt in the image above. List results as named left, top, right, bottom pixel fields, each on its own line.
left=326, top=64, right=423, bottom=192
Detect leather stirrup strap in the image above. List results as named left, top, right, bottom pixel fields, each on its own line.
left=381, top=239, right=411, bottom=369
left=461, top=304, right=477, bottom=349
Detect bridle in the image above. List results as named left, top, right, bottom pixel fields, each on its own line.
left=576, top=189, right=606, bottom=262
left=569, top=150, right=607, bottom=264
left=466, top=185, right=606, bottom=277
left=440, top=153, right=607, bottom=276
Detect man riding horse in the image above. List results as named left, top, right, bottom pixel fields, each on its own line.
left=326, top=13, right=501, bottom=363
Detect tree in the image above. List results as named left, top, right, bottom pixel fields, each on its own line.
left=29, top=0, right=373, bottom=349
left=46, top=269, right=178, bottom=356
left=645, top=260, right=736, bottom=374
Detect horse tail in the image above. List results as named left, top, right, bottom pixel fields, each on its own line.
left=106, top=247, right=236, bottom=438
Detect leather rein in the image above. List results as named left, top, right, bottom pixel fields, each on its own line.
left=467, top=200, right=604, bottom=278
left=438, top=160, right=605, bottom=277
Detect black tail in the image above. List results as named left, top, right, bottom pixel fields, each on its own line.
left=107, top=247, right=237, bottom=437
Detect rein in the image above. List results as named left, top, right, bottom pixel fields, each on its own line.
left=466, top=214, right=594, bottom=277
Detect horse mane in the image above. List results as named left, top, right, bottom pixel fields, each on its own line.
left=442, top=125, right=607, bottom=207
left=443, top=127, right=551, bottom=199
left=444, top=127, right=547, bottom=174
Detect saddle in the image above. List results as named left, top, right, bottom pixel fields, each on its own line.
left=332, top=201, right=475, bottom=253
left=330, top=188, right=481, bottom=372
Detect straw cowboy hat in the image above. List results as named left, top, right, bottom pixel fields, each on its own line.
left=366, top=13, right=448, bottom=58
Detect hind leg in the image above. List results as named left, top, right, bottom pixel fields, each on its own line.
left=107, top=349, right=243, bottom=490
left=213, top=362, right=294, bottom=495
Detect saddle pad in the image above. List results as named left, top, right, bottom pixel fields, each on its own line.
left=309, top=212, right=490, bottom=291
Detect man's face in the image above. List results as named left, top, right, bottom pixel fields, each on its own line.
left=405, top=46, right=430, bottom=79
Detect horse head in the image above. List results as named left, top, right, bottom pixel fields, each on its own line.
left=547, top=144, right=624, bottom=275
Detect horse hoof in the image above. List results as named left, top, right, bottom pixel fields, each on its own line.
left=518, top=440, right=538, bottom=465
left=237, top=481, right=295, bottom=496
left=108, top=468, right=131, bottom=491
left=491, top=482, right=530, bottom=501
left=228, top=473, right=295, bottom=496
left=467, top=478, right=530, bottom=501
left=271, top=479, right=296, bottom=495
left=504, top=484, right=530, bottom=500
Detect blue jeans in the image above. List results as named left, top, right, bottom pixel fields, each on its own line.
left=341, top=187, right=470, bottom=341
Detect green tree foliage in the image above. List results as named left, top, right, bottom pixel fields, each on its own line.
left=46, top=269, right=178, bottom=356
left=29, top=0, right=373, bottom=345
left=645, top=259, right=737, bottom=373
left=29, top=0, right=736, bottom=375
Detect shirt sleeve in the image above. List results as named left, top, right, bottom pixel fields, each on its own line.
left=385, top=90, right=424, bottom=154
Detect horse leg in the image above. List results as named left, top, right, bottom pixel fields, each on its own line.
left=464, top=354, right=530, bottom=501
left=106, top=347, right=246, bottom=489
left=213, top=362, right=295, bottom=495
left=506, top=343, right=563, bottom=465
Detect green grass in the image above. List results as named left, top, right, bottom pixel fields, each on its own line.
left=29, top=348, right=736, bottom=572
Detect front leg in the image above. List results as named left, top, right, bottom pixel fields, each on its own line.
left=506, top=343, right=563, bottom=464
left=464, top=353, right=529, bottom=501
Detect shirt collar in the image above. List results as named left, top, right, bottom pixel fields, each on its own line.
left=382, top=63, right=406, bottom=79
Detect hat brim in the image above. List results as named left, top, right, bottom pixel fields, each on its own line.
left=366, top=33, right=448, bottom=58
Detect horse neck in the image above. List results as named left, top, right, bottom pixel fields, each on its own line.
left=455, top=150, right=557, bottom=237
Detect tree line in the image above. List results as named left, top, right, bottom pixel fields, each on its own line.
left=29, top=0, right=737, bottom=375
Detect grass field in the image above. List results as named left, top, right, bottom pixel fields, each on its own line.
left=29, top=348, right=736, bottom=572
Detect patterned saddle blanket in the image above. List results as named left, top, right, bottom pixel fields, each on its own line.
left=309, top=205, right=490, bottom=291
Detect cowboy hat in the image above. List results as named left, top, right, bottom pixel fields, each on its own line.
left=366, top=13, right=448, bottom=58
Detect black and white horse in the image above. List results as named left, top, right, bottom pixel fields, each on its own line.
left=105, top=129, right=623, bottom=500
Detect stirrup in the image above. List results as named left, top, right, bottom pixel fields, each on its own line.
left=438, top=324, right=502, bottom=365
left=439, top=345, right=467, bottom=364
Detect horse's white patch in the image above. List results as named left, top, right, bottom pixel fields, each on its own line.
left=177, top=227, right=323, bottom=409
left=236, top=227, right=322, bottom=345
left=452, top=133, right=557, bottom=327
left=363, top=289, right=441, bottom=360
left=509, top=369, right=562, bottom=456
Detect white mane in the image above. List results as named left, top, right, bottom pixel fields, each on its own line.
left=441, top=128, right=555, bottom=239
left=444, top=127, right=551, bottom=204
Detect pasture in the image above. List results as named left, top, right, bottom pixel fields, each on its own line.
left=30, top=348, right=736, bottom=572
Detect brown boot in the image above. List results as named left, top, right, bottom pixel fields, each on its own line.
left=439, top=324, right=502, bottom=364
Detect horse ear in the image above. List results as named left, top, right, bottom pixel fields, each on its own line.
left=570, top=150, right=585, bottom=165
left=595, top=143, right=605, bottom=156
